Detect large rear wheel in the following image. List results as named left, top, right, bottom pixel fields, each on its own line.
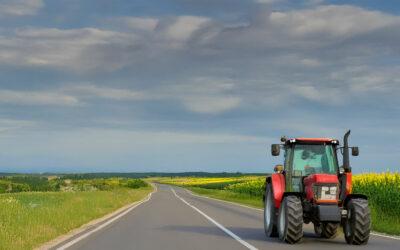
left=314, top=222, right=339, bottom=239
left=344, top=199, right=371, bottom=245
left=277, top=196, right=303, bottom=244
left=264, top=183, right=278, bottom=237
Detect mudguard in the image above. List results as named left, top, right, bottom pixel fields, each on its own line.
left=340, top=172, right=353, bottom=201
left=269, top=173, right=285, bottom=208
left=345, top=172, right=352, bottom=195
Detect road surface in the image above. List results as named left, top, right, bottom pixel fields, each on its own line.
left=54, top=184, right=400, bottom=250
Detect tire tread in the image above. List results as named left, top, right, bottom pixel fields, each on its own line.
left=283, top=196, right=303, bottom=244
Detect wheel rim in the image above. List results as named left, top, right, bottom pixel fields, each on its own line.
left=278, top=202, right=285, bottom=237
left=314, top=223, right=322, bottom=235
left=265, top=191, right=272, bottom=226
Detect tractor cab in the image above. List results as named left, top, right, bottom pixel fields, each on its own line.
left=274, top=138, right=340, bottom=193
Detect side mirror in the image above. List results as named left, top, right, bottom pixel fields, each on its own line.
left=274, top=164, right=284, bottom=173
left=271, top=144, right=280, bottom=156
left=352, top=147, right=359, bottom=156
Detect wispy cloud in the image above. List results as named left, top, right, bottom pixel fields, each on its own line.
left=0, top=0, right=44, bottom=16
left=67, top=85, right=145, bottom=101
left=0, top=27, right=136, bottom=71
left=0, top=89, right=80, bottom=106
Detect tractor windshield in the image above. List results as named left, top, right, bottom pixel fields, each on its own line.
left=292, top=144, right=338, bottom=176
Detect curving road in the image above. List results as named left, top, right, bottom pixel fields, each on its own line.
left=54, top=184, right=400, bottom=250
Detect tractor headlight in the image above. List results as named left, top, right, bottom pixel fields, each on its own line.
left=313, top=185, right=338, bottom=202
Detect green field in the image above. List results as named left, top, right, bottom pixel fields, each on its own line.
left=0, top=180, right=152, bottom=250
left=156, top=173, right=400, bottom=235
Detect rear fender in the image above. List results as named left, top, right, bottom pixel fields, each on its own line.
left=345, top=172, right=352, bottom=195
left=340, top=172, right=352, bottom=201
left=269, top=173, right=285, bottom=209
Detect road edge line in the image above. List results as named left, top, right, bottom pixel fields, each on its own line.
left=184, top=188, right=263, bottom=212
left=171, top=187, right=258, bottom=250
left=37, top=184, right=157, bottom=250
left=370, top=232, right=400, bottom=241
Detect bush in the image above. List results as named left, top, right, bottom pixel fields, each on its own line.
left=0, top=180, right=10, bottom=193
left=10, top=183, right=30, bottom=192
left=124, top=179, right=148, bottom=189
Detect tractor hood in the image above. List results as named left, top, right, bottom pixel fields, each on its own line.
left=304, top=174, right=339, bottom=204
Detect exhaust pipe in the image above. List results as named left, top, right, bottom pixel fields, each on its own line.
left=343, top=130, right=351, bottom=172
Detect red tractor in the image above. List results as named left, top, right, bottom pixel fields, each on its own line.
left=263, top=130, right=371, bottom=245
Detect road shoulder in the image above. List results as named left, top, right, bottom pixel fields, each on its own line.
left=36, top=185, right=157, bottom=250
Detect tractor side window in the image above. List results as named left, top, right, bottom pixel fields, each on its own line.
left=284, top=146, right=292, bottom=170
left=293, top=144, right=337, bottom=176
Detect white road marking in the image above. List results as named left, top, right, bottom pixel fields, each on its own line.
left=371, top=232, right=400, bottom=241
left=184, top=188, right=263, bottom=212
left=171, top=187, right=259, bottom=250
left=56, top=185, right=157, bottom=250
left=183, top=187, right=400, bottom=241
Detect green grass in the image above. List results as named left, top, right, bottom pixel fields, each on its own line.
left=369, top=207, right=400, bottom=235
left=187, top=187, right=263, bottom=208
left=0, top=186, right=152, bottom=250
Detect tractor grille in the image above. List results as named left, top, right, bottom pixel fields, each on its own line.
left=313, top=184, right=339, bottom=203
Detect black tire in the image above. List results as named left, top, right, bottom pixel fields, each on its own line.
left=277, top=196, right=303, bottom=244
left=264, top=184, right=278, bottom=237
left=314, top=222, right=339, bottom=239
left=344, top=199, right=371, bottom=245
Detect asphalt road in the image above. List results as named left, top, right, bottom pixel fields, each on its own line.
left=55, top=184, right=400, bottom=250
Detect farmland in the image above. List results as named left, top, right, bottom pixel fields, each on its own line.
left=0, top=176, right=152, bottom=250
left=156, top=172, right=400, bottom=235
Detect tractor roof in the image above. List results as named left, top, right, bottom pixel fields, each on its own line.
left=296, top=138, right=334, bottom=142
left=287, top=138, right=339, bottom=144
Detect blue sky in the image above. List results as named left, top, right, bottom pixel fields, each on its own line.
left=0, top=0, right=399, bottom=173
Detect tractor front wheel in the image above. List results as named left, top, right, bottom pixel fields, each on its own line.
left=264, top=183, right=278, bottom=237
left=343, top=199, right=371, bottom=245
left=314, top=222, right=339, bottom=239
left=277, top=196, right=303, bottom=244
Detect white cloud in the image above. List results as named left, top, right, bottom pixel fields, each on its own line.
left=300, top=58, right=321, bottom=67
left=183, top=96, right=241, bottom=114
left=268, top=5, right=399, bottom=38
left=0, top=27, right=136, bottom=71
left=333, top=66, right=400, bottom=93
left=0, top=0, right=43, bottom=16
left=255, top=0, right=282, bottom=4
left=67, top=85, right=145, bottom=100
left=0, top=90, right=80, bottom=106
left=164, top=16, right=210, bottom=41
left=162, top=77, right=242, bottom=114
left=118, top=17, right=159, bottom=31
left=290, top=84, right=345, bottom=105
left=0, top=118, right=35, bottom=135
left=72, top=80, right=242, bottom=114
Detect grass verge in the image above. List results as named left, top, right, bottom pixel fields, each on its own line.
left=187, top=187, right=263, bottom=208
left=0, top=186, right=152, bottom=250
left=369, top=207, right=400, bottom=235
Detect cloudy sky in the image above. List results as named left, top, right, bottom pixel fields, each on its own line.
left=0, top=0, right=399, bottom=173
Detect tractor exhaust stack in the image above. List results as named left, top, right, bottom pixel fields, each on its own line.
left=343, top=130, right=351, bottom=172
